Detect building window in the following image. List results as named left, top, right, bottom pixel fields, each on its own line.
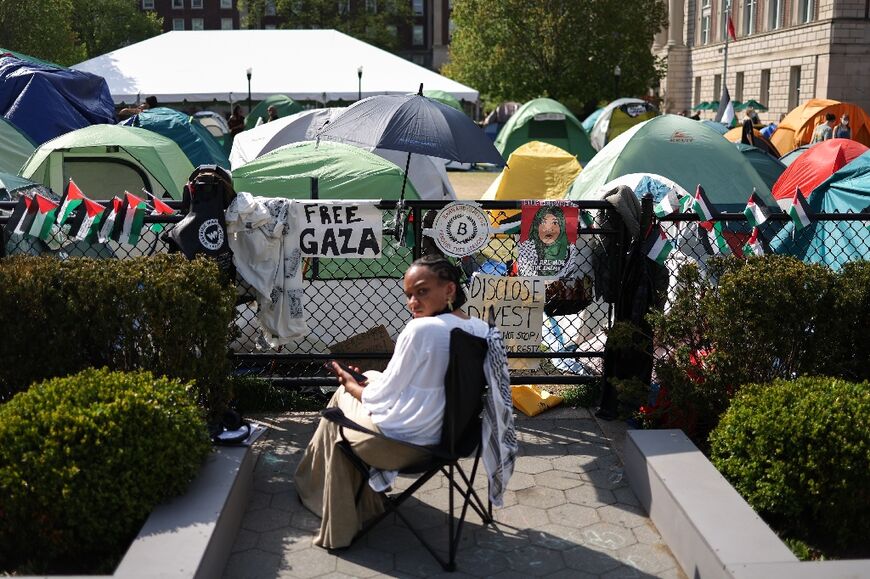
left=797, top=0, right=813, bottom=23
left=173, top=17, right=185, bottom=30
left=694, top=77, right=702, bottom=108
left=701, top=14, right=711, bottom=44
left=768, top=0, right=782, bottom=30
left=760, top=68, right=771, bottom=108
left=735, top=71, right=744, bottom=101
left=366, top=0, right=378, bottom=13
left=412, top=24, right=424, bottom=46
left=191, top=17, right=204, bottom=30
left=142, top=0, right=155, bottom=9
left=744, top=0, right=756, bottom=35
left=719, top=0, right=732, bottom=40
left=221, top=0, right=232, bottom=7
left=714, top=74, right=721, bottom=101
left=172, top=0, right=184, bottom=8
left=221, top=17, right=234, bottom=29
left=191, top=0, right=202, bottom=8
left=788, top=65, right=801, bottom=110
left=412, top=0, right=424, bottom=16
left=265, top=0, right=276, bottom=16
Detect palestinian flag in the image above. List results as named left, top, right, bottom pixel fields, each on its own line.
left=714, top=85, right=736, bottom=128
left=98, top=196, right=123, bottom=243
left=27, top=194, right=59, bottom=241
left=742, top=227, right=769, bottom=257
left=112, top=191, right=147, bottom=245
left=57, top=179, right=86, bottom=226
left=743, top=190, right=773, bottom=227
left=644, top=225, right=674, bottom=265
left=698, top=220, right=731, bottom=255
left=654, top=191, right=681, bottom=218
left=692, top=185, right=718, bottom=222
left=788, top=187, right=813, bottom=231
left=147, top=192, right=175, bottom=233
left=4, top=195, right=37, bottom=237
left=67, top=198, right=106, bottom=242
left=580, top=210, right=595, bottom=229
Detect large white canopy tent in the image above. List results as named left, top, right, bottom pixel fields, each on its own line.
left=72, top=29, right=479, bottom=105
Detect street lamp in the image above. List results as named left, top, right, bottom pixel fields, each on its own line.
left=357, top=66, right=363, bottom=101
left=246, top=67, right=252, bottom=115
left=614, top=65, right=622, bottom=99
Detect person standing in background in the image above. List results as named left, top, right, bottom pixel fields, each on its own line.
left=811, top=113, right=836, bottom=144
left=834, top=113, right=851, bottom=139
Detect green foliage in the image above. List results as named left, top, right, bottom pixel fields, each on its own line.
left=0, top=255, right=237, bottom=418
left=229, top=375, right=324, bottom=413
left=825, top=261, right=870, bottom=382
left=71, top=0, right=164, bottom=60
left=559, top=381, right=601, bottom=409
left=710, top=377, right=870, bottom=556
left=0, top=368, right=212, bottom=572
left=443, top=0, right=668, bottom=112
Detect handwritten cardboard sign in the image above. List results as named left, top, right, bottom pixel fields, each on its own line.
left=299, top=201, right=382, bottom=258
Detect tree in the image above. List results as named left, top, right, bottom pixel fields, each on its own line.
left=443, top=0, right=668, bottom=114
left=71, top=0, right=164, bottom=61
left=0, top=0, right=84, bottom=66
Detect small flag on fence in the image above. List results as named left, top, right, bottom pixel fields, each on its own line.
left=698, top=220, right=731, bottom=255
left=654, top=191, right=684, bottom=218
left=112, top=191, right=147, bottom=245
left=57, top=180, right=87, bottom=227
left=580, top=210, right=595, bottom=228
left=742, top=227, right=769, bottom=256
left=146, top=191, right=175, bottom=233
left=644, top=225, right=674, bottom=265
left=743, top=189, right=772, bottom=227
left=27, top=194, right=59, bottom=241
left=99, top=196, right=123, bottom=243
left=692, top=185, right=718, bottom=222
left=67, top=197, right=106, bottom=242
left=4, top=195, right=37, bottom=237
left=788, top=187, right=813, bottom=231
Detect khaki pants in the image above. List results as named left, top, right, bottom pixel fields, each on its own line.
left=293, top=385, right=428, bottom=549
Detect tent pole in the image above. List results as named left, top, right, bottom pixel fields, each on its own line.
left=399, top=151, right=411, bottom=203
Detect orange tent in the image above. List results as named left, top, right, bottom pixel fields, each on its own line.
left=723, top=126, right=781, bottom=158
left=771, top=99, right=870, bottom=154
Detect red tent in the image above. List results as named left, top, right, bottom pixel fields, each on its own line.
left=771, top=138, right=868, bottom=208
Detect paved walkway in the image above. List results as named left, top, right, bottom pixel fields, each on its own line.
left=223, top=407, right=686, bottom=579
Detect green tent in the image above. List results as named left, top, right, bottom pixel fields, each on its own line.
left=123, top=107, right=230, bottom=169
left=566, top=114, right=775, bottom=211
left=423, top=90, right=462, bottom=112
left=244, top=95, right=303, bottom=130
left=494, top=98, right=596, bottom=164
left=20, top=124, right=194, bottom=200
left=0, top=117, right=36, bottom=174
left=735, top=143, right=786, bottom=191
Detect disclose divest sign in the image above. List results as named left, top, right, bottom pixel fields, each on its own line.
left=299, top=201, right=382, bottom=258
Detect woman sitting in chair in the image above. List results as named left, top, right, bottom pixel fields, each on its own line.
left=294, top=254, right=490, bottom=549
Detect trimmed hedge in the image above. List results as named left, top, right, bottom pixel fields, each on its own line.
left=0, top=255, right=236, bottom=417
left=0, top=369, right=212, bottom=573
left=710, top=377, right=870, bottom=556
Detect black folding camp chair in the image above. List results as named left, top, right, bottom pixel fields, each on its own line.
left=321, top=327, right=492, bottom=572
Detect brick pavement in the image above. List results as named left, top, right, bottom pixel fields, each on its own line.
left=223, top=407, right=686, bottom=579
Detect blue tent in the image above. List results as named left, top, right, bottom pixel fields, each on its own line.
left=582, top=108, right=604, bottom=133
left=122, top=107, right=230, bottom=169
left=736, top=143, right=786, bottom=190
left=772, top=150, right=870, bottom=270
left=0, top=54, right=114, bottom=145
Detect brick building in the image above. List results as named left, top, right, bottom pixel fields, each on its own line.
left=140, top=0, right=454, bottom=70
left=654, top=0, right=870, bottom=122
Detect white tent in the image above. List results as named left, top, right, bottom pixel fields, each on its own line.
left=72, top=29, right=479, bottom=105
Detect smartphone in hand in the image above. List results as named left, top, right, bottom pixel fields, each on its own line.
left=324, top=361, right=368, bottom=384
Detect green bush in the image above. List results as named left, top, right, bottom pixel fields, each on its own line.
left=0, top=255, right=236, bottom=417
left=710, top=377, right=870, bottom=556
left=229, top=375, right=324, bottom=413
left=825, top=261, right=870, bottom=382
left=0, top=368, right=212, bottom=573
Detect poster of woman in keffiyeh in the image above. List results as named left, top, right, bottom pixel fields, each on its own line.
left=517, top=201, right=579, bottom=277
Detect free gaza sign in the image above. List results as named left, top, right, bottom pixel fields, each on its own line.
left=299, top=201, right=382, bottom=258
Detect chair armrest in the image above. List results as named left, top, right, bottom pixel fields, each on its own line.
left=321, top=407, right=452, bottom=460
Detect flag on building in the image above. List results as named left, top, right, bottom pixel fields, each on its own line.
left=692, top=185, right=718, bottom=222
left=4, top=195, right=37, bottom=237
left=112, top=191, right=148, bottom=245
left=147, top=192, right=175, bottom=233
left=742, top=227, right=769, bottom=256
left=644, top=225, right=674, bottom=265
left=98, top=196, right=123, bottom=243
left=727, top=15, right=737, bottom=41
left=57, top=180, right=86, bottom=226
left=66, top=197, right=106, bottom=242
left=714, top=85, right=736, bottom=128
left=698, top=220, right=731, bottom=255
left=27, top=194, right=59, bottom=241
left=743, top=190, right=773, bottom=227
left=788, top=187, right=813, bottom=231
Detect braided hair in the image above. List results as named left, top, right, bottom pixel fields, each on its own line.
left=410, top=254, right=467, bottom=310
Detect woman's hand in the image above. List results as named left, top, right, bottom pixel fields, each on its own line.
left=329, top=362, right=367, bottom=401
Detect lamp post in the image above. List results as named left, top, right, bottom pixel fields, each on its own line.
left=246, top=67, right=252, bottom=115
left=614, top=64, right=622, bottom=99
left=357, top=66, right=363, bottom=101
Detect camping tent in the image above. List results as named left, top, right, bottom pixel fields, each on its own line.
left=244, top=95, right=303, bottom=130
left=423, top=90, right=462, bottom=112
left=0, top=53, right=115, bottom=145
left=700, top=120, right=729, bottom=135
left=72, top=30, right=478, bottom=104
left=494, top=98, right=596, bottom=164
left=723, top=125, right=781, bottom=157
left=566, top=114, right=774, bottom=211
left=771, top=138, right=868, bottom=208
left=0, top=172, right=51, bottom=200
left=582, top=108, right=604, bottom=133
left=0, top=117, right=35, bottom=174
left=483, top=101, right=519, bottom=142
left=193, top=111, right=231, bottom=152
left=770, top=99, right=870, bottom=154
left=589, top=98, right=659, bottom=151
left=122, top=107, right=230, bottom=169
left=735, top=143, right=786, bottom=191
left=779, top=144, right=811, bottom=167
left=229, top=108, right=456, bottom=200
left=20, top=124, right=194, bottom=200
left=771, top=150, right=870, bottom=271
left=482, top=141, right=582, bottom=201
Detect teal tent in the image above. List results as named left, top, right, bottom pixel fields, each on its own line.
left=736, top=143, right=786, bottom=191
left=423, top=90, right=462, bottom=112
left=494, top=98, right=596, bottom=164
left=779, top=144, right=811, bottom=167
left=122, top=107, right=230, bottom=169
left=700, top=119, right=729, bottom=135
left=772, top=150, right=870, bottom=270
left=0, top=117, right=35, bottom=174
left=244, top=95, right=303, bottom=130
left=566, top=114, right=774, bottom=211
left=582, top=108, right=604, bottom=133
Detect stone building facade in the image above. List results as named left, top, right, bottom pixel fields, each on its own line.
left=656, top=0, right=870, bottom=123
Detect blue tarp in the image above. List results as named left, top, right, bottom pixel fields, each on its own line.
left=121, top=107, right=230, bottom=169
left=772, top=150, right=870, bottom=270
left=0, top=54, right=114, bottom=145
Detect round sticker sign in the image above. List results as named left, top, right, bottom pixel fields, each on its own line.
left=427, top=202, right=491, bottom=257
left=198, top=218, right=225, bottom=251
